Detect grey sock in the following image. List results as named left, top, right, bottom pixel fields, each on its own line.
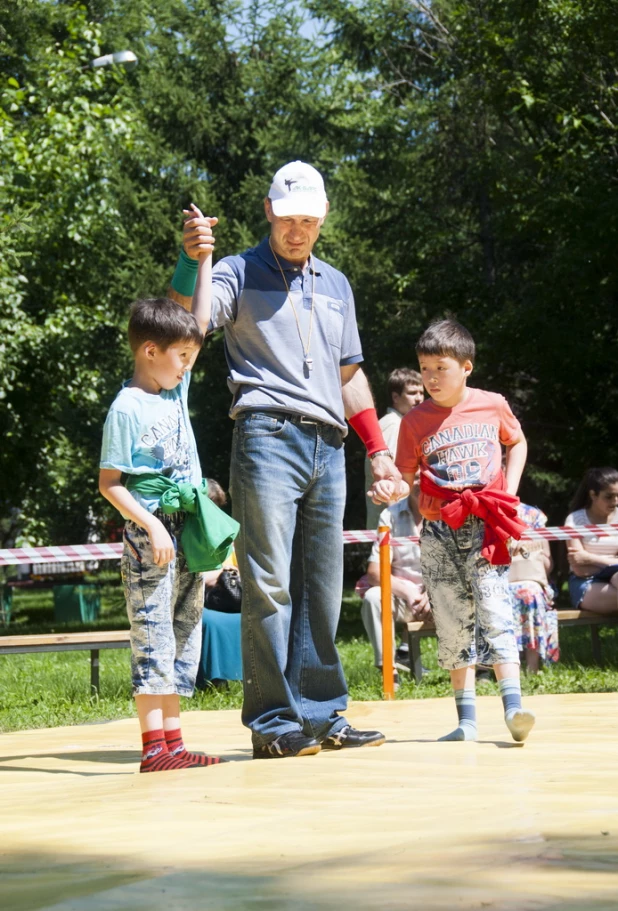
left=498, top=677, right=535, bottom=742
left=439, top=687, right=477, bottom=742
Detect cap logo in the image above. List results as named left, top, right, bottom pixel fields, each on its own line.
left=284, top=178, right=297, bottom=191
left=286, top=184, right=318, bottom=194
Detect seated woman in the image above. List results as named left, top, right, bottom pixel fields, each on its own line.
left=509, top=504, right=559, bottom=673
left=565, top=467, right=618, bottom=614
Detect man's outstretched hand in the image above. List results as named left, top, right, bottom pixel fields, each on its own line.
left=183, top=203, right=218, bottom=258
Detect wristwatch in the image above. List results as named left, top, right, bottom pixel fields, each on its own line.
left=369, top=449, right=392, bottom=460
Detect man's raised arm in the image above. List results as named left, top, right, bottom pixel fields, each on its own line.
left=167, top=205, right=217, bottom=315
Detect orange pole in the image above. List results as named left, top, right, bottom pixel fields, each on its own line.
left=378, top=524, right=395, bottom=699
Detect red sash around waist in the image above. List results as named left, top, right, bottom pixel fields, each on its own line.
left=420, top=472, right=526, bottom=565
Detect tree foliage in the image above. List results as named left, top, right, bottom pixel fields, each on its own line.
left=309, top=0, right=618, bottom=520
left=0, top=0, right=341, bottom=543
left=1, top=0, right=617, bottom=544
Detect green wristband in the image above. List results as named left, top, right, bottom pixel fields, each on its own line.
left=171, top=248, right=198, bottom=297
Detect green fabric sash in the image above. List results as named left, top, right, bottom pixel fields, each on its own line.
left=126, top=474, right=239, bottom=572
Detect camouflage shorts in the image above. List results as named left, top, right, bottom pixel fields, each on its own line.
left=121, top=514, right=204, bottom=696
left=421, top=516, right=519, bottom=670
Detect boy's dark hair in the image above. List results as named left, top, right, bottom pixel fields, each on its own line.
left=206, top=478, right=228, bottom=508
left=387, top=367, right=422, bottom=402
left=415, top=319, right=475, bottom=365
left=570, top=467, right=618, bottom=512
left=127, top=298, right=203, bottom=353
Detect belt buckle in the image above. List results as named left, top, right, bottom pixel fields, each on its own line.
left=300, top=415, right=318, bottom=425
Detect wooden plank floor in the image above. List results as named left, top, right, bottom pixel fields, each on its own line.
left=1, top=694, right=617, bottom=911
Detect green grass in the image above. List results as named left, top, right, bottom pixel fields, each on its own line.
left=1, top=571, right=127, bottom=634
left=0, top=580, right=617, bottom=733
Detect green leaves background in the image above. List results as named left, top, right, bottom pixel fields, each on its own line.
left=1, top=0, right=617, bottom=544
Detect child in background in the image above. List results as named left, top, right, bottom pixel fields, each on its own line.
left=99, top=288, right=226, bottom=772
left=370, top=319, right=535, bottom=743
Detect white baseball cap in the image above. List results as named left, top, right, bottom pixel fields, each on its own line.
left=268, top=161, right=328, bottom=218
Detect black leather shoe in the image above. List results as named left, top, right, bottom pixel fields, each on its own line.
left=253, top=731, right=321, bottom=759
left=321, top=725, right=386, bottom=750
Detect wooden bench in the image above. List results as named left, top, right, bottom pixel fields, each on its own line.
left=0, top=631, right=131, bottom=693
left=406, top=609, right=618, bottom=683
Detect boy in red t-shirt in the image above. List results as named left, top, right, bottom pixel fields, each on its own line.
left=370, top=320, right=535, bottom=743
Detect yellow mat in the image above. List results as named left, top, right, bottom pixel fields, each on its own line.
left=1, top=693, right=617, bottom=910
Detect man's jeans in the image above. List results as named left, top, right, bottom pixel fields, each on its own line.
left=230, top=411, right=349, bottom=747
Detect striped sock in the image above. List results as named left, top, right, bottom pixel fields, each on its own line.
left=439, top=687, right=477, bottom=741
left=140, top=729, right=190, bottom=773
left=165, top=728, right=222, bottom=767
left=498, top=677, right=535, bottom=742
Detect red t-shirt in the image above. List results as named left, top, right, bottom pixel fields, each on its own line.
left=396, top=387, right=522, bottom=521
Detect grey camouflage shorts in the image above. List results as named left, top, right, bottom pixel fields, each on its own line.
left=420, top=516, right=519, bottom=670
left=121, top=514, right=204, bottom=696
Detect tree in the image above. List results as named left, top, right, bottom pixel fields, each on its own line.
left=307, top=0, right=618, bottom=520
left=0, top=0, right=351, bottom=542
left=0, top=5, right=141, bottom=544
left=3, top=0, right=618, bottom=542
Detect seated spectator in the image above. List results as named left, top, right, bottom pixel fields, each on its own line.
left=203, top=478, right=239, bottom=600
left=365, top=368, right=424, bottom=529
left=196, top=480, right=243, bottom=688
left=357, top=476, right=430, bottom=677
left=565, top=467, right=618, bottom=614
left=509, top=504, right=559, bottom=673
left=206, top=477, right=227, bottom=509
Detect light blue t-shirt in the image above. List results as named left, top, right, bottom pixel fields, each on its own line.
left=209, top=238, right=363, bottom=431
left=100, top=372, right=201, bottom=514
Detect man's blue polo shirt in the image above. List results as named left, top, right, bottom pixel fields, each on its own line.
left=209, top=237, right=363, bottom=431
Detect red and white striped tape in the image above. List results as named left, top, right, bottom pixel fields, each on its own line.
left=1, top=523, right=617, bottom=566
left=0, top=543, right=123, bottom=567
left=344, top=523, right=618, bottom=546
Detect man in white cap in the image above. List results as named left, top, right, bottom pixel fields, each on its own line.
left=168, top=161, right=399, bottom=758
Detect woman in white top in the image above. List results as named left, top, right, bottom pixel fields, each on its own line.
left=564, top=467, right=618, bottom=613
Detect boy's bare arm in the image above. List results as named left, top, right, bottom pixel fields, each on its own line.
left=99, top=468, right=175, bottom=566
left=192, top=245, right=213, bottom=336
left=188, top=205, right=217, bottom=334
left=504, top=434, right=528, bottom=496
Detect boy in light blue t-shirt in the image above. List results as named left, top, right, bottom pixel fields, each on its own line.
left=99, top=292, right=222, bottom=773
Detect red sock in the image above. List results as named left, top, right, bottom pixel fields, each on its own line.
left=164, top=728, right=222, bottom=767
left=140, top=729, right=190, bottom=773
